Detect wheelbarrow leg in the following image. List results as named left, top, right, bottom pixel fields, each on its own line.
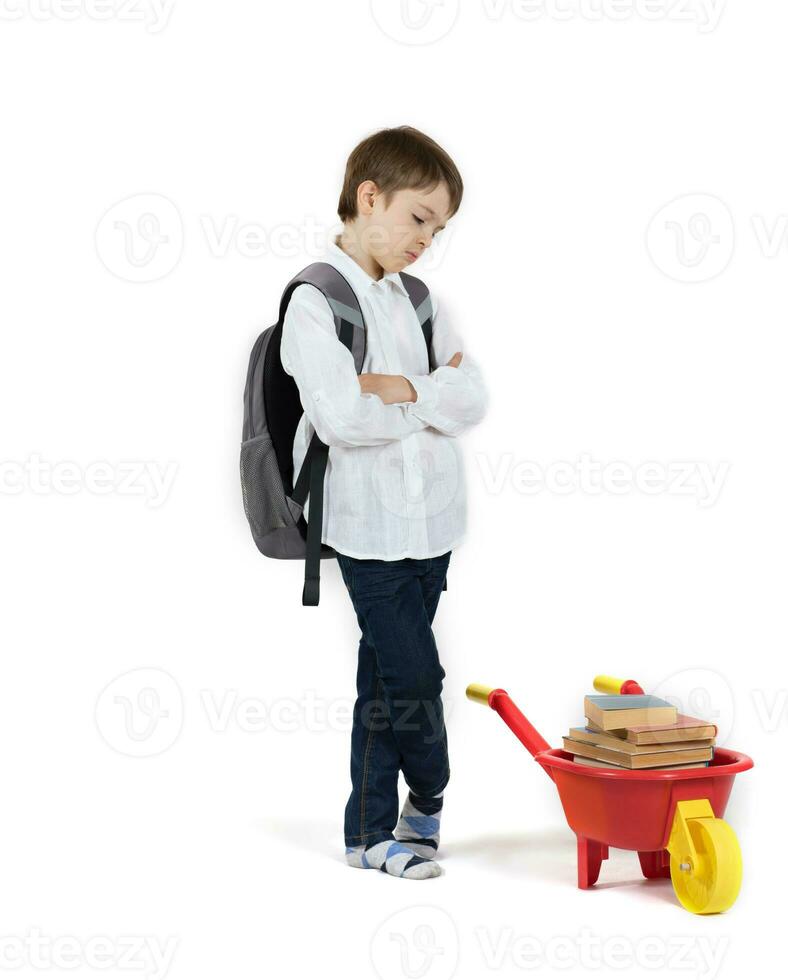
left=576, top=836, right=609, bottom=888
left=638, top=849, right=671, bottom=880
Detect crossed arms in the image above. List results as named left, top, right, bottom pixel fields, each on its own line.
left=280, top=284, right=489, bottom=449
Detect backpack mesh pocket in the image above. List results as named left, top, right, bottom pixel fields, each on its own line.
left=240, top=434, right=294, bottom=542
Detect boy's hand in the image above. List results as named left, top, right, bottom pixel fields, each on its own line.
left=358, top=353, right=463, bottom=405
left=358, top=373, right=415, bottom=404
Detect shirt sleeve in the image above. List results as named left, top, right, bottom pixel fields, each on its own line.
left=280, top=284, right=430, bottom=448
left=400, top=291, right=490, bottom=437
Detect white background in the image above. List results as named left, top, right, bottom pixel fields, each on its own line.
left=1, top=2, right=785, bottom=978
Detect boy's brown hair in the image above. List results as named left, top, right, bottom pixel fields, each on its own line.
left=337, top=126, right=463, bottom=223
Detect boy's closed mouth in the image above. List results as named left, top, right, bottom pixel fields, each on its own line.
left=405, top=250, right=421, bottom=262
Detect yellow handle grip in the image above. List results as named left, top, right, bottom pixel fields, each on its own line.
left=593, top=675, right=645, bottom=695
left=466, top=683, right=494, bottom=705
left=594, top=675, right=629, bottom=695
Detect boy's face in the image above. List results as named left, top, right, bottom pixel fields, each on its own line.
left=361, top=181, right=452, bottom=273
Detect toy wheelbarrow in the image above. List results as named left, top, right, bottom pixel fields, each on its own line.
left=466, top=675, right=753, bottom=914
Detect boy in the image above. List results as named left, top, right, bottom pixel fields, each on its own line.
left=280, top=126, right=489, bottom=879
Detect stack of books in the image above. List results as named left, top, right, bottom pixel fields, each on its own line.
left=563, top=694, right=716, bottom=770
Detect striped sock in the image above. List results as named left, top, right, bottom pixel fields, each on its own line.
left=345, top=838, right=441, bottom=879
left=393, top=790, right=443, bottom=859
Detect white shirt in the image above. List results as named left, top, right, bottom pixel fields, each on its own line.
left=279, top=237, right=489, bottom=560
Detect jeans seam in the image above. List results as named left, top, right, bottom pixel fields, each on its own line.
left=358, top=674, right=382, bottom=841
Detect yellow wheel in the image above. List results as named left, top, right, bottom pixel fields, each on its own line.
left=669, top=817, right=743, bottom=914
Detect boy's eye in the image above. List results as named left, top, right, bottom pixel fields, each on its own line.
left=413, top=214, right=443, bottom=236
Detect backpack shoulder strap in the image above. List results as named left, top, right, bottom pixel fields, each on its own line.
left=278, top=262, right=366, bottom=372
left=398, top=271, right=437, bottom=372
left=279, top=262, right=367, bottom=607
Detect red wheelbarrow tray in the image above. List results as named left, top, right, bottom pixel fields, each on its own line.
left=474, top=685, right=753, bottom=888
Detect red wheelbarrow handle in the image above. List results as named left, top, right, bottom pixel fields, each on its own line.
left=466, top=684, right=552, bottom=758
left=467, top=675, right=646, bottom=776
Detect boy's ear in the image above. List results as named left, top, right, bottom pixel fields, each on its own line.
left=357, top=179, right=380, bottom=215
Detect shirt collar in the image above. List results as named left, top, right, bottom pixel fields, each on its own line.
left=326, top=235, right=407, bottom=297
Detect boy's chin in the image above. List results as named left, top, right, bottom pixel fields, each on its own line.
left=379, top=251, right=417, bottom=273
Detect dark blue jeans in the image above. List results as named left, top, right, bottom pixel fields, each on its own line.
left=335, top=550, right=452, bottom=849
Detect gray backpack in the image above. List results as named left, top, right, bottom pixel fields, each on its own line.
left=241, top=262, right=444, bottom=606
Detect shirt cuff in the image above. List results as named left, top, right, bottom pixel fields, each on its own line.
left=401, top=373, right=440, bottom=417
